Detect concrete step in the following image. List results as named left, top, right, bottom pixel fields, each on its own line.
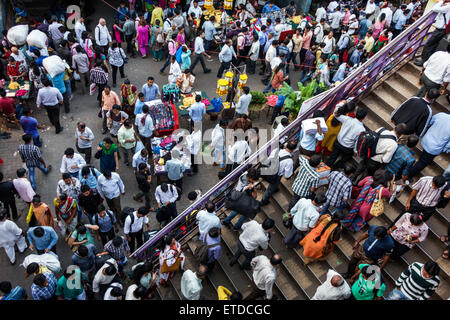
left=155, top=280, right=181, bottom=300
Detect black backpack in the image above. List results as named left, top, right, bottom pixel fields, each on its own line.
left=225, top=190, right=260, bottom=219
left=94, top=252, right=112, bottom=271
left=261, top=155, right=292, bottom=184
left=120, top=207, right=135, bottom=226
left=356, top=128, right=396, bottom=160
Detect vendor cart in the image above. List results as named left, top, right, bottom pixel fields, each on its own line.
left=144, top=99, right=180, bottom=137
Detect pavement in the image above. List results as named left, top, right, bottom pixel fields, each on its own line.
left=0, top=0, right=306, bottom=298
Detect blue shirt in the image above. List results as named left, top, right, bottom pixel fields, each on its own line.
left=395, top=13, right=407, bottom=30
left=333, top=63, right=347, bottom=82
left=421, top=113, right=450, bottom=155
left=262, top=4, right=280, bottom=13
left=349, top=50, right=363, bottom=65
left=359, top=19, right=369, bottom=39
left=115, top=6, right=129, bottom=21
left=202, top=21, right=216, bottom=41
left=134, top=99, right=145, bottom=115
left=78, top=168, right=101, bottom=189
left=386, top=145, right=415, bottom=177
left=47, top=72, right=66, bottom=95
left=166, top=158, right=185, bottom=181
left=363, top=226, right=394, bottom=261
left=259, top=30, right=268, bottom=46
left=141, top=83, right=160, bottom=102
left=93, top=210, right=117, bottom=233
left=31, top=272, right=57, bottom=300
left=20, top=116, right=39, bottom=138
left=27, top=226, right=58, bottom=251
left=71, top=243, right=97, bottom=272
left=298, top=129, right=324, bottom=152
left=1, top=286, right=27, bottom=300
left=189, top=102, right=206, bottom=122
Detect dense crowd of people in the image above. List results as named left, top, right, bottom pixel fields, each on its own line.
left=0, top=0, right=449, bottom=301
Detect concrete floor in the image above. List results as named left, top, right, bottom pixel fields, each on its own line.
left=0, top=0, right=307, bottom=298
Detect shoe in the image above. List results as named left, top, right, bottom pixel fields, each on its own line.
left=216, top=75, right=221, bottom=78
left=222, top=220, right=232, bottom=228
left=56, top=127, right=64, bottom=134
left=159, top=71, right=165, bottom=75
left=229, top=261, right=235, bottom=267
left=204, top=69, right=211, bottom=74
left=121, top=74, right=127, bottom=78
left=258, top=72, right=264, bottom=75
left=212, top=162, right=217, bottom=166
left=124, top=162, right=130, bottom=167
left=239, top=263, right=251, bottom=271
left=45, top=165, right=52, bottom=174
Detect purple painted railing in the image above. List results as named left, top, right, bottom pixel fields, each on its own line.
left=132, top=10, right=437, bottom=260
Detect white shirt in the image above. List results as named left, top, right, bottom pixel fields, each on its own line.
left=379, top=7, right=393, bottom=27
left=163, top=19, right=173, bottom=33
left=251, top=255, right=276, bottom=300
left=249, top=41, right=260, bottom=61
left=196, top=210, right=221, bottom=239
left=277, top=149, right=293, bottom=178
left=60, top=153, right=86, bottom=174
left=274, top=23, right=286, bottom=40
left=194, top=36, right=205, bottom=54
left=433, top=1, right=450, bottom=29
left=270, top=56, right=282, bottom=71
left=75, top=127, right=94, bottom=149
left=180, top=270, right=202, bottom=300
left=135, top=113, right=154, bottom=138
left=329, top=11, right=343, bottom=29
left=132, top=152, right=149, bottom=170
left=235, top=93, right=252, bottom=115
left=125, top=284, right=141, bottom=300
left=97, top=173, right=125, bottom=199
left=155, top=185, right=178, bottom=204
left=211, top=124, right=225, bottom=148
left=335, top=110, right=366, bottom=149
left=371, top=128, right=398, bottom=164
left=348, top=20, right=359, bottom=35
left=92, top=258, right=118, bottom=293
left=311, top=269, right=352, bottom=300
left=104, top=282, right=123, bottom=300
left=74, top=20, right=86, bottom=42
left=187, top=130, right=202, bottom=155
left=228, top=140, right=251, bottom=163
left=291, top=198, right=320, bottom=231
left=327, top=1, right=338, bottom=12
left=168, top=61, right=181, bottom=84
left=265, top=45, right=277, bottom=63
left=124, top=211, right=149, bottom=234
left=239, top=220, right=269, bottom=252
left=95, top=24, right=112, bottom=46
left=56, top=178, right=81, bottom=199
left=314, top=24, right=324, bottom=44
left=365, top=0, right=377, bottom=15
left=0, top=219, right=23, bottom=247
left=322, top=36, right=335, bottom=54
left=424, top=51, right=450, bottom=84
left=188, top=6, right=202, bottom=19
left=316, top=7, right=327, bottom=22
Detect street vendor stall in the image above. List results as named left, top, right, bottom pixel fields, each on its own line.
left=144, top=99, right=180, bottom=137
left=4, top=80, right=31, bottom=102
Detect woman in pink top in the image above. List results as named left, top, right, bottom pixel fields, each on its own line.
left=136, top=19, right=150, bottom=58
left=388, top=213, right=429, bottom=258
left=301, top=25, right=313, bottom=62
left=372, top=13, right=386, bottom=40
left=176, top=26, right=186, bottom=49
left=271, top=63, right=288, bottom=92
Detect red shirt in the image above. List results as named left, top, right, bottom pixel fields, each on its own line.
left=0, top=97, right=15, bottom=115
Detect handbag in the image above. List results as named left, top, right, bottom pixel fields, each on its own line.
left=370, top=187, right=385, bottom=217
left=160, top=256, right=181, bottom=273
left=119, top=48, right=128, bottom=64
left=94, top=149, right=103, bottom=159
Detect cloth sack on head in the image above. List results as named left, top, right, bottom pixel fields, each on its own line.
left=7, top=24, right=29, bottom=45
left=26, top=29, right=48, bottom=49
left=43, top=55, right=66, bottom=78
left=21, top=252, right=61, bottom=274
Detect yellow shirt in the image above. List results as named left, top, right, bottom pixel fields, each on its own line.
left=364, top=36, right=375, bottom=54
left=217, top=286, right=232, bottom=300
left=151, top=7, right=164, bottom=26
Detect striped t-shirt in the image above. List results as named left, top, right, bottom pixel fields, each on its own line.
left=395, top=262, right=440, bottom=300
left=291, top=156, right=320, bottom=198
left=412, top=176, right=446, bottom=208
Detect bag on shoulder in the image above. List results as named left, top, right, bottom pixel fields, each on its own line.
left=160, top=256, right=181, bottom=273
left=356, top=128, right=396, bottom=160
left=120, top=207, right=135, bottom=226
left=370, top=187, right=384, bottom=217
left=194, top=238, right=220, bottom=264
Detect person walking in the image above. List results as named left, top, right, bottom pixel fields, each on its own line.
left=136, top=19, right=150, bottom=58
left=108, top=41, right=127, bottom=87
left=133, top=162, right=155, bottom=211
left=13, top=168, right=35, bottom=205
left=0, top=172, right=18, bottom=220
left=97, top=169, right=125, bottom=225
left=155, top=183, right=179, bottom=227
left=0, top=209, right=27, bottom=265
left=124, top=207, right=150, bottom=253
left=94, top=204, right=119, bottom=246
left=166, top=149, right=185, bottom=191
left=311, top=269, right=351, bottom=300
left=321, top=163, right=355, bottom=216
left=90, top=60, right=109, bottom=107
left=190, top=31, right=212, bottom=75
left=135, top=104, right=154, bottom=152
left=27, top=226, right=58, bottom=254
left=217, top=39, right=236, bottom=78
left=95, top=18, right=112, bottom=55
left=100, top=86, right=121, bottom=135
left=244, top=254, right=282, bottom=300
left=180, top=265, right=207, bottom=300
left=72, top=45, right=90, bottom=94
left=60, top=148, right=86, bottom=178
left=117, top=119, right=137, bottom=167
left=36, top=78, right=63, bottom=134
left=75, top=122, right=94, bottom=164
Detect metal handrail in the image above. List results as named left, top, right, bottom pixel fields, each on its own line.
left=132, top=10, right=437, bottom=260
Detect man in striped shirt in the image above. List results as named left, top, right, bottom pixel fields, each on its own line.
left=387, top=261, right=440, bottom=300
left=321, top=163, right=356, bottom=216
left=386, top=135, right=418, bottom=181
left=288, top=154, right=321, bottom=211
left=90, top=60, right=108, bottom=106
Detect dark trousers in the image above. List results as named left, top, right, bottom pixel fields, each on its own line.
left=421, top=28, right=446, bottom=63
left=160, top=55, right=173, bottom=73
left=191, top=154, right=198, bottom=173
left=135, top=190, right=154, bottom=210
left=217, top=61, right=231, bottom=77
left=2, top=199, right=17, bottom=219
left=125, top=34, right=136, bottom=56
left=169, top=178, right=183, bottom=192
left=105, top=196, right=122, bottom=225
left=111, top=65, right=125, bottom=85
left=139, top=134, right=152, bottom=154
left=407, top=197, right=436, bottom=222
left=244, top=286, right=266, bottom=300
left=99, top=228, right=115, bottom=246
left=325, top=140, right=354, bottom=170
left=284, top=228, right=307, bottom=248
left=44, top=104, right=62, bottom=133
left=230, top=239, right=255, bottom=270
left=407, top=149, right=436, bottom=179
left=246, top=59, right=256, bottom=74
left=417, top=73, right=441, bottom=97
left=191, top=53, right=208, bottom=73
left=62, top=91, right=70, bottom=113
left=392, top=239, right=410, bottom=259
left=128, top=228, right=144, bottom=253
left=102, top=109, right=109, bottom=132
left=159, top=202, right=178, bottom=228
left=353, top=158, right=382, bottom=182
left=261, top=175, right=282, bottom=205
left=76, top=145, right=92, bottom=164
left=96, top=83, right=106, bottom=103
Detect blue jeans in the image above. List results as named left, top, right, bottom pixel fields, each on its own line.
left=69, top=171, right=80, bottom=178
left=64, top=79, right=71, bottom=99
left=320, top=202, right=347, bottom=216
left=28, top=163, right=49, bottom=190
left=213, top=146, right=226, bottom=168
left=299, top=70, right=312, bottom=84
left=205, top=40, right=212, bottom=52
left=386, top=289, right=410, bottom=300
left=223, top=211, right=247, bottom=230
left=15, top=103, right=23, bottom=119
left=263, top=82, right=276, bottom=94
left=32, top=135, right=42, bottom=147
left=160, top=55, right=174, bottom=72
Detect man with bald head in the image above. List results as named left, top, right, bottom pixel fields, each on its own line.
left=244, top=254, right=282, bottom=300
left=95, top=18, right=112, bottom=55
left=312, top=269, right=351, bottom=300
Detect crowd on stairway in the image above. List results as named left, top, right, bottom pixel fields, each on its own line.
left=0, top=0, right=449, bottom=301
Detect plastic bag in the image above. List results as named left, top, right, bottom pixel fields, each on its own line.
left=26, top=29, right=48, bottom=49
left=73, top=71, right=81, bottom=81
left=54, top=219, right=67, bottom=237
left=89, top=83, right=97, bottom=96
left=21, top=252, right=61, bottom=274
left=43, top=55, right=66, bottom=78
left=7, top=24, right=29, bottom=46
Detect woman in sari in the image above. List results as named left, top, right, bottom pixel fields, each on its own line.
left=97, top=137, right=120, bottom=172
left=26, top=194, right=53, bottom=227
left=106, top=104, right=129, bottom=137
left=370, top=30, right=389, bottom=57
left=300, top=211, right=345, bottom=264
left=136, top=18, right=150, bottom=58
left=176, top=26, right=186, bottom=49
left=158, top=235, right=185, bottom=285
left=54, top=193, right=78, bottom=236
left=372, top=13, right=386, bottom=40
left=120, top=79, right=138, bottom=118
left=342, top=170, right=394, bottom=232
left=316, top=100, right=356, bottom=155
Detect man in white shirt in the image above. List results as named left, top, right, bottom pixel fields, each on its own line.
left=48, top=18, right=64, bottom=45
left=155, top=183, right=178, bottom=227
left=417, top=47, right=450, bottom=97
left=188, top=0, right=202, bottom=19
left=247, top=36, right=260, bottom=74
left=60, top=148, right=86, bottom=177
left=92, top=258, right=118, bottom=297
left=316, top=4, right=327, bottom=22
left=190, top=32, right=212, bottom=75
left=235, top=86, right=252, bottom=116
left=56, top=173, right=81, bottom=201
left=103, top=282, right=123, bottom=300
left=329, top=8, right=344, bottom=34
left=263, top=40, right=278, bottom=81
left=97, top=170, right=125, bottom=226
left=217, top=39, right=236, bottom=78
left=75, top=122, right=94, bottom=164
left=416, top=0, right=450, bottom=65
left=196, top=201, right=221, bottom=240
left=260, top=141, right=296, bottom=206
left=123, top=207, right=150, bottom=253
left=327, top=1, right=338, bottom=12
left=94, top=18, right=112, bottom=55
left=74, top=17, right=86, bottom=42
left=365, top=0, right=377, bottom=22
left=132, top=149, right=150, bottom=174
left=226, top=136, right=251, bottom=173
left=378, top=3, right=393, bottom=27
left=186, top=125, right=202, bottom=174
left=245, top=254, right=282, bottom=300
left=284, top=193, right=326, bottom=248
left=325, top=106, right=367, bottom=170
left=0, top=209, right=27, bottom=264
left=229, top=218, right=274, bottom=270
left=311, top=269, right=351, bottom=300
left=180, top=265, right=207, bottom=300
left=211, top=120, right=227, bottom=169
left=134, top=105, right=154, bottom=152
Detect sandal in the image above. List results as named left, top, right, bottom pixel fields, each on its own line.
left=441, top=235, right=449, bottom=242
left=442, top=250, right=449, bottom=259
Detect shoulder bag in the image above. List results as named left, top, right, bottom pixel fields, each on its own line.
left=370, top=187, right=384, bottom=217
